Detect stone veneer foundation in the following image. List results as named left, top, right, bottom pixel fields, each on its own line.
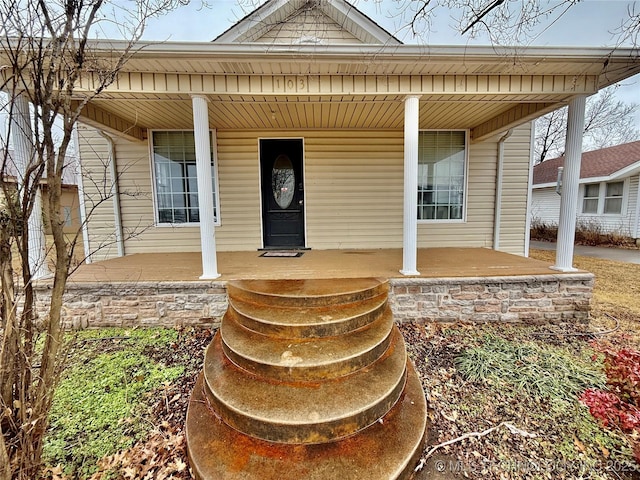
left=34, top=273, right=593, bottom=329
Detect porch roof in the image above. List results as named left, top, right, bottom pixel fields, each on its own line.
left=70, top=40, right=640, bottom=143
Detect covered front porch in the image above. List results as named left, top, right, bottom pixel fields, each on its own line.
left=34, top=247, right=594, bottom=329
left=68, top=246, right=561, bottom=283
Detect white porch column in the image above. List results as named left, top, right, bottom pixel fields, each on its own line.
left=191, top=94, right=220, bottom=279
left=401, top=95, right=421, bottom=276
left=11, top=94, right=50, bottom=279
left=553, top=95, right=586, bottom=272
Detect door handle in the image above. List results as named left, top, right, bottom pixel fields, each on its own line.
left=298, top=200, right=304, bottom=206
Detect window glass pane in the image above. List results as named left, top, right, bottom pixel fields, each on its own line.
left=584, top=183, right=600, bottom=198
left=606, top=181, right=623, bottom=197
left=152, top=131, right=218, bottom=224
left=600, top=181, right=624, bottom=214
left=417, top=131, right=466, bottom=220
left=604, top=197, right=622, bottom=214
left=582, top=183, right=600, bottom=214
left=582, top=198, right=598, bottom=214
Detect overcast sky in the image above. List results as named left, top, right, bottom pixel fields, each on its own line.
left=137, top=0, right=637, bottom=47
left=127, top=0, right=639, bottom=123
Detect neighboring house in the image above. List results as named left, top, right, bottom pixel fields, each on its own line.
left=1, top=149, right=82, bottom=237
left=531, top=141, right=640, bottom=242
left=66, top=0, right=640, bottom=277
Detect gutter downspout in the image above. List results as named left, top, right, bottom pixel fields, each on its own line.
left=72, top=126, right=92, bottom=264
left=98, top=130, right=125, bottom=257
left=524, top=125, right=536, bottom=257
left=493, top=128, right=513, bottom=251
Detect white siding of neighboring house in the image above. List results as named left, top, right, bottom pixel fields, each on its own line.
left=80, top=124, right=532, bottom=261
left=531, top=173, right=639, bottom=238
left=633, top=174, right=640, bottom=238
left=530, top=187, right=561, bottom=227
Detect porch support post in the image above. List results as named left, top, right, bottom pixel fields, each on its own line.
left=191, top=94, right=220, bottom=279
left=401, top=95, right=421, bottom=276
left=553, top=95, right=586, bottom=272
left=11, top=93, right=50, bottom=280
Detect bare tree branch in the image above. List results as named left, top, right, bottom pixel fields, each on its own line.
left=535, top=84, right=639, bottom=163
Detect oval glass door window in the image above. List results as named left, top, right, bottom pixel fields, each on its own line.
left=272, top=154, right=295, bottom=209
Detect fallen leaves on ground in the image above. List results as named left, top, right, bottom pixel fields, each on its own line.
left=56, top=252, right=640, bottom=480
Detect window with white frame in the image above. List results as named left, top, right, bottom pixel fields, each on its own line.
left=582, top=183, right=600, bottom=214
left=604, top=182, right=624, bottom=214
left=417, top=131, right=466, bottom=221
left=581, top=181, right=624, bottom=215
left=152, top=131, right=219, bottom=225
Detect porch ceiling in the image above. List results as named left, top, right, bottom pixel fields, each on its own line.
left=84, top=93, right=565, bottom=139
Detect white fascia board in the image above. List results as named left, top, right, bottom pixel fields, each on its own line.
left=610, top=161, right=640, bottom=180
left=88, top=39, right=639, bottom=62
left=323, top=0, right=401, bottom=45
left=214, top=0, right=301, bottom=43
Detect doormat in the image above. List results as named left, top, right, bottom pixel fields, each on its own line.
left=260, top=251, right=304, bottom=258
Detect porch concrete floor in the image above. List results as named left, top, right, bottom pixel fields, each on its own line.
left=68, top=247, right=565, bottom=284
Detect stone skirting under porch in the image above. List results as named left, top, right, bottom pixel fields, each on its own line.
left=36, top=273, right=593, bottom=329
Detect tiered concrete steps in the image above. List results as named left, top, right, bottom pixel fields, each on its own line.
left=186, top=278, right=427, bottom=480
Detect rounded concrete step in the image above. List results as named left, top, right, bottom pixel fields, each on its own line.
left=186, top=359, right=428, bottom=480
left=227, top=278, right=388, bottom=309
left=228, top=292, right=388, bottom=338
left=221, top=306, right=395, bottom=381
left=203, top=327, right=407, bottom=444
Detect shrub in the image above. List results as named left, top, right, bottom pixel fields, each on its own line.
left=575, top=219, right=604, bottom=246
left=575, top=219, right=636, bottom=247
left=580, top=345, right=640, bottom=464
left=529, top=217, right=558, bottom=242
left=598, top=347, right=640, bottom=406
left=580, top=389, right=640, bottom=431
left=530, top=217, right=637, bottom=247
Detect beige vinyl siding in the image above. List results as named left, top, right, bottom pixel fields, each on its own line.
left=77, top=125, right=120, bottom=261
left=415, top=124, right=531, bottom=254
left=80, top=126, right=532, bottom=254
left=304, top=131, right=403, bottom=248
left=416, top=136, right=497, bottom=249
left=497, top=124, right=533, bottom=255
left=254, top=8, right=362, bottom=45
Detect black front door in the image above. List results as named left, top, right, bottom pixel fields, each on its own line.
left=260, top=139, right=305, bottom=248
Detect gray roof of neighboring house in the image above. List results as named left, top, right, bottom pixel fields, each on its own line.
left=532, top=141, right=640, bottom=186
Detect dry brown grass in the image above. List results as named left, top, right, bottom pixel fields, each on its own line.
left=530, top=249, right=640, bottom=349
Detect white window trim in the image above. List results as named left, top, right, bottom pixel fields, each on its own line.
left=417, top=129, right=469, bottom=224
left=149, top=129, right=221, bottom=228
left=579, top=179, right=628, bottom=217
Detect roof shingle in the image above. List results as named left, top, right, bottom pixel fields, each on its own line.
left=532, top=141, right=640, bottom=185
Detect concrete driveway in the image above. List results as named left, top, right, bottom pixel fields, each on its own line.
left=530, top=241, right=640, bottom=265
